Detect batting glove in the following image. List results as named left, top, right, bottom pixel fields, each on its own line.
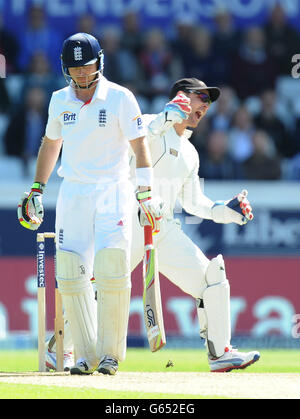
left=211, top=190, right=254, bottom=225
left=148, top=93, right=191, bottom=136
left=18, top=182, right=45, bottom=230
left=136, top=191, right=164, bottom=234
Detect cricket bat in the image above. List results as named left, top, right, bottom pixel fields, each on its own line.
left=143, top=225, right=166, bottom=352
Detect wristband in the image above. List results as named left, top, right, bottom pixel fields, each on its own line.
left=135, top=167, right=153, bottom=188
left=136, top=190, right=151, bottom=201
left=31, top=182, right=45, bottom=193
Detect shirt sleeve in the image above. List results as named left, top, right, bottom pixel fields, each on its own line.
left=45, top=93, right=62, bottom=140
left=178, top=154, right=214, bottom=220
left=119, top=90, right=147, bottom=141
left=143, top=113, right=159, bottom=146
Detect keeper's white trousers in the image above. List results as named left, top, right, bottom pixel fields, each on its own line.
left=55, top=179, right=134, bottom=273
left=131, top=215, right=210, bottom=298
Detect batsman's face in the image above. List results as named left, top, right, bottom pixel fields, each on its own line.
left=68, top=63, right=98, bottom=88
left=183, top=90, right=211, bottom=128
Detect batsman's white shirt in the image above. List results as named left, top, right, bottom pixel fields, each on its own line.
left=46, top=75, right=145, bottom=183
left=45, top=75, right=145, bottom=271
left=130, top=115, right=215, bottom=299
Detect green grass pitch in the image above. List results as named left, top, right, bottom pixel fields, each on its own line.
left=0, top=348, right=299, bottom=399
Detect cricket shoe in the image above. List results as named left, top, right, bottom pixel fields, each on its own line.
left=97, top=355, right=119, bottom=375
left=70, top=358, right=96, bottom=375
left=209, top=346, right=260, bottom=373
left=45, top=348, right=74, bottom=372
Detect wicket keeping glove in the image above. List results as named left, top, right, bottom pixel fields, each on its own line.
left=148, top=93, right=192, bottom=136
left=136, top=191, right=164, bottom=234
left=211, top=189, right=254, bottom=225
left=18, top=182, right=45, bottom=230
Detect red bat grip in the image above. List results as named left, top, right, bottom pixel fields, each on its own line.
left=144, top=225, right=153, bottom=246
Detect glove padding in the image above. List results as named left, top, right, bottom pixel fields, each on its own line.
left=211, top=190, right=253, bottom=226
left=148, top=93, right=191, bottom=136
left=18, top=187, right=44, bottom=230
left=165, top=93, right=191, bottom=123
left=137, top=193, right=165, bottom=234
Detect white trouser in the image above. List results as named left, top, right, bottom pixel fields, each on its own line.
left=55, top=179, right=134, bottom=269
left=131, top=215, right=231, bottom=358
left=55, top=179, right=134, bottom=363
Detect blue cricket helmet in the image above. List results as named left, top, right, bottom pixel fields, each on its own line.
left=61, top=32, right=104, bottom=87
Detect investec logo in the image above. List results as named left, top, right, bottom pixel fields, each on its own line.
left=61, top=111, right=76, bottom=125
left=37, top=246, right=45, bottom=287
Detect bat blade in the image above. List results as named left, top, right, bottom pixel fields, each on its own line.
left=143, top=226, right=166, bottom=352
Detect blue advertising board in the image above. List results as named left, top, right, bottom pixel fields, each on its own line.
left=1, top=207, right=300, bottom=256
left=179, top=208, right=300, bottom=256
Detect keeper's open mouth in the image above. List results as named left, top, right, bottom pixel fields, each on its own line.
left=195, top=111, right=202, bottom=119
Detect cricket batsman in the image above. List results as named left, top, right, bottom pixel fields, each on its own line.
left=17, top=32, right=159, bottom=376
left=46, top=77, right=260, bottom=373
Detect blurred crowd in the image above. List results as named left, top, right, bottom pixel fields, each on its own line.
left=1, top=3, right=300, bottom=180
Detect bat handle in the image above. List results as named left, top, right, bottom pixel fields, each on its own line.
left=144, top=225, right=153, bottom=246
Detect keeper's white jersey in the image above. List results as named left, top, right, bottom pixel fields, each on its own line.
left=45, top=75, right=146, bottom=183
left=130, top=114, right=214, bottom=220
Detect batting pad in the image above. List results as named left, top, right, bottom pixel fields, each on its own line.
left=203, top=255, right=231, bottom=358
left=56, top=250, right=98, bottom=367
left=94, top=248, right=131, bottom=362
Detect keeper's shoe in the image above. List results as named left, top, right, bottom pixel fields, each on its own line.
left=97, top=355, right=119, bottom=375
left=45, top=348, right=74, bottom=372
left=70, top=358, right=96, bottom=375
left=209, top=346, right=260, bottom=373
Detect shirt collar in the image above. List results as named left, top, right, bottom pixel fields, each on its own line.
left=182, top=129, right=193, bottom=139
left=65, top=85, right=77, bottom=102
left=94, top=75, right=109, bottom=101
left=65, top=74, right=109, bottom=103
left=172, top=127, right=193, bottom=140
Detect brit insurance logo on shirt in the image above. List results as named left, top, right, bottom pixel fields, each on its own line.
left=61, top=110, right=76, bottom=125
left=133, top=115, right=143, bottom=130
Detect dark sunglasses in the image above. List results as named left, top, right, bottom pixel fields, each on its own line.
left=186, top=90, right=212, bottom=104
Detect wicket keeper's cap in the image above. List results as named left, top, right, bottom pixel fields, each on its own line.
left=170, top=78, right=220, bottom=102
left=61, top=32, right=104, bottom=71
